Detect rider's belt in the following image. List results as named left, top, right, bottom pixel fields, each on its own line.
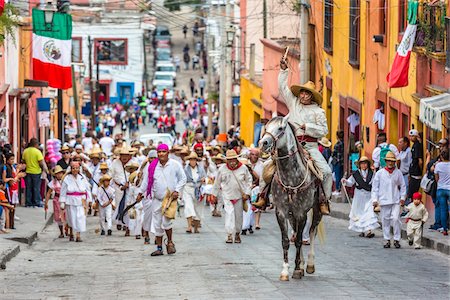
left=296, top=135, right=318, bottom=143
left=409, top=218, right=422, bottom=222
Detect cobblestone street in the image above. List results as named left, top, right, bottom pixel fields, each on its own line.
left=1, top=209, right=449, bottom=299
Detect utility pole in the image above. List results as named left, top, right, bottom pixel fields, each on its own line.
left=263, top=0, right=267, bottom=38
left=143, top=33, right=149, bottom=94
left=96, top=42, right=100, bottom=112
left=299, top=0, right=310, bottom=83
left=71, top=64, right=82, bottom=136
left=207, top=35, right=214, bottom=139
left=225, top=0, right=233, bottom=131
left=218, top=3, right=226, bottom=135
left=249, top=43, right=255, bottom=81
left=57, top=89, right=64, bottom=143
left=88, top=36, right=96, bottom=130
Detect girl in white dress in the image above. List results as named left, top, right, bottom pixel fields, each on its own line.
left=183, top=152, right=206, bottom=233
left=342, top=156, right=380, bottom=238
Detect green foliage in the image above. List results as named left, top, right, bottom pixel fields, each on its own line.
left=420, top=2, right=446, bottom=53
left=0, top=4, right=20, bottom=45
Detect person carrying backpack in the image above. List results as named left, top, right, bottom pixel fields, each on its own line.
left=372, top=132, right=399, bottom=170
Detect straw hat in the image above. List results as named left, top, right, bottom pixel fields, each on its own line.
left=128, top=171, right=138, bottom=183
left=318, top=137, right=332, bottom=148
left=184, top=152, right=201, bottom=161
left=212, top=154, right=226, bottom=162
left=205, top=146, right=212, bottom=152
left=356, top=156, right=371, bottom=167
left=125, top=162, right=140, bottom=172
left=171, top=145, right=183, bottom=153
left=239, top=158, right=251, bottom=166
left=89, top=150, right=101, bottom=159
left=52, top=165, right=65, bottom=175
left=129, top=148, right=139, bottom=155
left=99, top=174, right=112, bottom=184
left=384, top=151, right=397, bottom=162
left=119, top=147, right=131, bottom=155
left=213, top=146, right=223, bottom=153
left=60, top=145, right=70, bottom=153
left=225, top=149, right=240, bottom=160
left=179, top=146, right=190, bottom=155
left=99, top=162, right=109, bottom=170
left=290, top=81, right=323, bottom=105
left=142, top=147, right=152, bottom=157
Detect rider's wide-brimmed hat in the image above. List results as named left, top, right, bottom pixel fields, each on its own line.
left=384, top=151, right=397, bottom=162
left=318, top=137, right=331, bottom=148
left=225, top=149, right=240, bottom=160
left=356, top=156, right=371, bottom=167
left=290, top=81, right=323, bottom=105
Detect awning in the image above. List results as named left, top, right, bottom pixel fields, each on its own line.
left=419, top=93, right=450, bottom=131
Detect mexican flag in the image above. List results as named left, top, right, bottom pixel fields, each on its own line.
left=32, top=9, right=72, bottom=89
left=386, top=24, right=417, bottom=88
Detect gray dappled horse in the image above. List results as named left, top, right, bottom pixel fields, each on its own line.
left=259, top=116, right=323, bottom=280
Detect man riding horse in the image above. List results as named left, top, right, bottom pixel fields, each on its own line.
left=276, top=57, right=331, bottom=215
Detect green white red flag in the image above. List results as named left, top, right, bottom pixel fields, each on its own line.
left=32, top=8, right=72, bottom=89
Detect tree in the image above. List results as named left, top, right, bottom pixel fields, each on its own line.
left=0, top=3, right=20, bottom=45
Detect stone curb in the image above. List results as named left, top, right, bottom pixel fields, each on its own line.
left=329, top=209, right=449, bottom=255
left=0, top=212, right=54, bottom=270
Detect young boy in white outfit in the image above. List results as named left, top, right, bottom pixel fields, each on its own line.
left=371, top=151, right=407, bottom=249
left=405, top=192, right=429, bottom=249
left=98, top=175, right=115, bottom=236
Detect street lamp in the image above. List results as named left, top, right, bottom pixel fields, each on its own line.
left=42, top=2, right=57, bottom=31
left=226, top=26, right=235, bottom=47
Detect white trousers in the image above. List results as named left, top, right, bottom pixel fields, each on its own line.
left=224, top=199, right=243, bottom=235
left=150, top=198, right=173, bottom=237
left=242, top=200, right=255, bottom=230
left=303, top=142, right=332, bottom=199
left=407, top=220, right=423, bottom=248
left=99, top=205, right=112, bottom=231
left=142, top=198, right=153, bottom=232
left=380, top=204, right=401, bottom=241
left=66, top=205, right=86, bottom=233
left=184, top=187, right=203, bottom=221
left=302, top=210, right=312, bottom=242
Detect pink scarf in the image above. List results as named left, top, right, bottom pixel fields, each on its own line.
left=146, top=159, right=159, bottom=197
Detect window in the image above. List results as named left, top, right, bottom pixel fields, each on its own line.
left=324, top=0, right=333, bottom=53
left=379, top=0, right=387, bottom=36
left=72, top=37, right=82, bottom=63
left=94, top=38, right=128, bottom=65
left=398, top=0, right=407, bottom=35
left=349, top=0, right=360, bottom=68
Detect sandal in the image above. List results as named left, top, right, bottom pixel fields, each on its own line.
left=76, top=238, right=82, bottom=242
left=366, top=232, right=375, bottom=238
left=186, top=228, right=192, bottom=233
left=144, top=237, right=150, bottom=245
left=69, top=235, right=74, bottom=242
left=226, top=234, right=233, bottom=244
left=359, top=232, right=365, bottom=237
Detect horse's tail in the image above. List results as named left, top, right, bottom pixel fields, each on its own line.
left=317, top=220, right=326, bottom=245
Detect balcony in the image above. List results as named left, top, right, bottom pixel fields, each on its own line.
left=413, top=1, right=447, bottom=62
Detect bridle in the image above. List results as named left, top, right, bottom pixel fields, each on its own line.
left=262, top=123, right=313, bottom=196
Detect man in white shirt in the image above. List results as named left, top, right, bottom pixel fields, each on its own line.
left=137, top=144, right=186, bottom=256
left=372, top=132, right=399, bottom=169
left=99, top=132, right=116, bottom=157
left=397, top=136, right=412, bottom=189
left=82, top=133, right=94, bottom=153
left=371, top=151, right=407, bottom=249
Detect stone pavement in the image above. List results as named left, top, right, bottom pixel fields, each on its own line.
left=330, top=200, right=450, bottom=255
left=1, top=205, right=449, bottom=299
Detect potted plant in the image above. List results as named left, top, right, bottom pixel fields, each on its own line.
left=0, top=4, right=20, bottom=45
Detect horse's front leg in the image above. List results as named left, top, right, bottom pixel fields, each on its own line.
left=293, top=216, right=307, bottom=279
left=275, top=208, right=290, bottom=281
left=306, top=204, right=322, bottom=274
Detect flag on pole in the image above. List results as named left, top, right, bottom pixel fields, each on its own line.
left=386, top=24, right=417, bottom=88
left=32, top=9, right=72, bottom=89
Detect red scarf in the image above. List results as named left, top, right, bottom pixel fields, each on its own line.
left=226, top=162, right=242, bottom=171
left=384, top=167, right=395, bottom=174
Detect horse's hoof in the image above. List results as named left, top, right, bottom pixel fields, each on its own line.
left=292, top=270, right=304, bottom=279
left=279, top=274, right=290, bottom=281
left=306, top=265, right=315, bottom=274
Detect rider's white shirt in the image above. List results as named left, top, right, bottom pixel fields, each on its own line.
left=278, top=69, right=328, bottom=139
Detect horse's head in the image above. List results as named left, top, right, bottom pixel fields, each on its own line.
left=259, top=116, right=289, bottom=153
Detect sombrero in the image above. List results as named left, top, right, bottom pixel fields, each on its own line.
left=355, top=156, right=371, bottom=167
left=119, top=147, right=132, bottom=155
left=384, top=151, right=397, bottom=162
left=99, top=174, right=112, bottom=183
left=184, top=152, right=201, bottom=161
left=212, top=154, right=226, bottom=162
left=52, top=165, right=65, bottom=175
left=179, top=146, right=190, bottom=155
left=318, top=137, right=332, bottom=148
left=125, top=162, right=140, bottom=172
left=60, top=145, right=70, bottom=153
left=290, top=81, right=323, bottom=105
left=99, top=162, right=109, bottom=170
left=225, top=149, right=240, bottom=160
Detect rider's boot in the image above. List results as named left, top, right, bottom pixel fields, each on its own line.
left=320, top=173, right=332, bottom=215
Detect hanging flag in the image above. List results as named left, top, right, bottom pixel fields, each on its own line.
left=32, top=9, right=72, bottom=89
left=386, top=24, right=417, bottom=88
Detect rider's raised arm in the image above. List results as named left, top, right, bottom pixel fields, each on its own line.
left=303, top=109, right=328, bottom=138
left=278, top=69, right=296, bottom=110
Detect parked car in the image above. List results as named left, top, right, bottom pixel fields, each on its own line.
left=139, top=133, right=174, bottom=146
left=153, top=25, right=171, bottom=46
left=152, top=73, right=174, bottom=87
left=155, top=62, right=177, bottom=86
left=155, top=48, right=171, bottom=64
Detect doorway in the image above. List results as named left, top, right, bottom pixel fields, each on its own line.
left=99, top=83, right=110, bottom=105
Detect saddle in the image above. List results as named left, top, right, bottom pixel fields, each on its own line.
left=262, top=147, right=323, bottom=184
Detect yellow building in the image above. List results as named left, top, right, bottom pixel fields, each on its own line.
left=239, top=75, right=263, bottom=146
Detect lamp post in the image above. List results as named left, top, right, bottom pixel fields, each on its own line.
left=42, top=2, right=56, bottom=31
left=225, top=25, right=235, bottom=131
